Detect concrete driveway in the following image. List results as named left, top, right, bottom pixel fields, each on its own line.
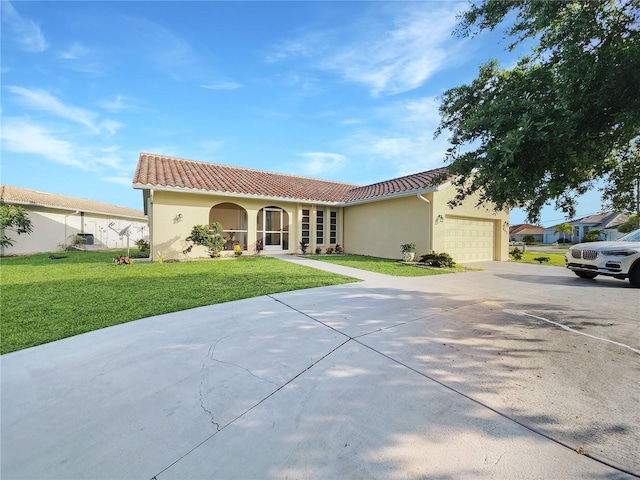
left=2, top=257, right=638, bottom=479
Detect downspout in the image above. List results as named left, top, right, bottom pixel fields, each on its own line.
left=416, top=193, right=433, bottom=252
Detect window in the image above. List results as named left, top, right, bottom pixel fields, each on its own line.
left=301, top=209, right=310, bottom=246
left=316, top=210, right=324, bottom=245
left=210, top=203, right=248, bottom=250
left=329, top=211, right=337, bottom=244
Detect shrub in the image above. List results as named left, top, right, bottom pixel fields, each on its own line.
left=131, top=251, right=149, bottom=259
left=325, top=246, right=335, bottom=254
left=556, top=238, right=572, bottom=244
left=534, top=256, right=551, bottom=263
left=418, top=251, right=455, bottom=268
left=299, top=241, right=309, bottom=254
left=334, top=244, right=344, bottom=254
left=522, top=234, right=536, bottom=245
left=182, top=223, right=225, bottom=258
left=234, top=244, right=243, bottom=256
left=400, top=242, right=417, bottom=254
left=255, top=239, right=264, bottom=255
left=510, top=247, right=523, bottom=260
left=315, top=246, right=322, bottom=254
left=135, top=239, right=150, bottom=251
left=581, top=229, right=602, bottom=243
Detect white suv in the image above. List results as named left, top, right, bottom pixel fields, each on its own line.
left=565, top=228, right=640, bottom=287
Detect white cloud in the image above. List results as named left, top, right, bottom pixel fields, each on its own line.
left=295, top=152, right=346, bottom=176
left=1, top=1, right=47, bottom=53
left=6, top=86, right=124, bottom=136
left=201, top=82, right=242, bottom=91
left=126, top=16, right=207, bottom=82
left=266, top=3, right=466, bottom=97
left=340, top=119, right=362, bottom=126
left=340, top=96, right=450, bottom=176
left=102, top=176, right=134, bottom=187
left=100, top=120, right=124, bottom=136
left=6, top=86, right=99, bottom=132
left=99, top=94, right=137, bottom=113
left=0, top=118, right=87, bottom=169
left=57, top=42, right=104, bottom=74
left=58, top=42, right=89, bottom=60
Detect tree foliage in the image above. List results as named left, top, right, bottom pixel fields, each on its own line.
left=0, top=204, right=33, bottom=249
left=554, top=222, right=574, bottom=242
left=600, top=139, right=640, bottom=225
left=618, top=215, right=639, bottom=233
left=435, top=0, right=640, bottom=223
left=182, top=223, right=226, bottom=258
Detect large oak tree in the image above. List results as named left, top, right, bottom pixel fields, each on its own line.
left=435, top=0, right=640, bottom=223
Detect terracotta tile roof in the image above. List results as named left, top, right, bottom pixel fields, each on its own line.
left=0, top=185, right=146, bottom=219
left=509, top=223, right=543, bottom=235
left=341, top=167, right=451, bottom=203
left=133, top=153, right=452, bottom=204
left=133, top=153, right=358, bottom=203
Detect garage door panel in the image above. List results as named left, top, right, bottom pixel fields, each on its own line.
left=445, top=217, right=494, bottom=262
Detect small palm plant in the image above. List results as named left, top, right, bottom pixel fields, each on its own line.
left=400, top=242, right=417, bottom=261
left=554, top=222, right=574, bottom=243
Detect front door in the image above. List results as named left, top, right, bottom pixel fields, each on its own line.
left=263, top=207, right=282, bottom=250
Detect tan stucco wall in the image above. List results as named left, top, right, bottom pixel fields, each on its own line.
left=431, top=184, right=509, bottom=261
left=148, top=190, right=344, bottom=260
left=343, top=194, right=434, bottom=259
left=147, top=184, right=508, bottom=262
left=342, top=186, right=509, bottom=261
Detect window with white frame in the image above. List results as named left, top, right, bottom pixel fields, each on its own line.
left=329, top=211, right=337, bottom=244
left=301, top=209, right=310, bottom=246
left=316, top=210, right=324, bottom=245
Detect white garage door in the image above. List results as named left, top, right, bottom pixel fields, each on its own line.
left=445, top=217, right=495, bottom=262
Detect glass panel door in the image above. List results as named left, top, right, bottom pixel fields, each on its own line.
left=264, top=208, right=282, bottom=250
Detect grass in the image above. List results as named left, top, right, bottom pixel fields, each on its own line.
left=305, top=254, right=463, bottom=276
left=510, top=251, right=566, bottom=266
left=0, top=250, right=358, bottom=354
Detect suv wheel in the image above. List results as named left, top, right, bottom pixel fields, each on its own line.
left=574, top=271, right=598, bottom=279
left=629, top=265, right=640, bottom=288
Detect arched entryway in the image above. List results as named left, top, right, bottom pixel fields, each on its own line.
left=210, top=203, right=248, bottom=251
left=257, top=206, right=289, bottom=251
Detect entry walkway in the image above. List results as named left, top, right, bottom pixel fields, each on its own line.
left=272, top=254, right=391, bottom=282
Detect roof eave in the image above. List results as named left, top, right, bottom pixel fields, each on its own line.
left=340, top=186, right=439, bottom=206
left=132, top=183, right=343, bottom=206
left=6, top=199, right=146, bottom=220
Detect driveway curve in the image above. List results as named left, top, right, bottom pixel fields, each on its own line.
left=2, top=257, right=638, bottom=479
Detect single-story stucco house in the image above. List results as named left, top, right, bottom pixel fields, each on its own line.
left=0, top=185, right=148, bottom=256
left=509, top=223, right=544, bottom=243
left=543, top=211, right=629, bottom=244
left=132, top=153, right=509, bottom=262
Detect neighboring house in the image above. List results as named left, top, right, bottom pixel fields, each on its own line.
left=0, top=185, right=148, bottom=256
left=543, top=211, right=629, bottom=243
left=509, top=224, right=544, bottom=243
left=132, top=153, right=509, bottom=262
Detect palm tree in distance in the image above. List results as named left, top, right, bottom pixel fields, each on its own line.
left=554, top=222, right=574, bottom=243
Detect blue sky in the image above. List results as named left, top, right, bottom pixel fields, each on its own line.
left=1, top=1, right=604, bottom=227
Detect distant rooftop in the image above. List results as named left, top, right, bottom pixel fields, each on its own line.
left=0, top=185, right=146, bottom=219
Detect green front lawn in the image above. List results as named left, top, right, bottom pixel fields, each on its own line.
left=0, top=251, right=358, bottom=354
left=510, top=251, right=566, bottom=266
left=306, top=254, right=461, bottom=276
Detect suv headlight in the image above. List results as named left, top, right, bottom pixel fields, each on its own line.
left=601, top=249, right=637, bottom=256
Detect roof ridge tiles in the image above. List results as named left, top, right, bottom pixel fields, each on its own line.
left=135, top=153, right=455, bottom=204
left=139, top=152, right=361, bottom=188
